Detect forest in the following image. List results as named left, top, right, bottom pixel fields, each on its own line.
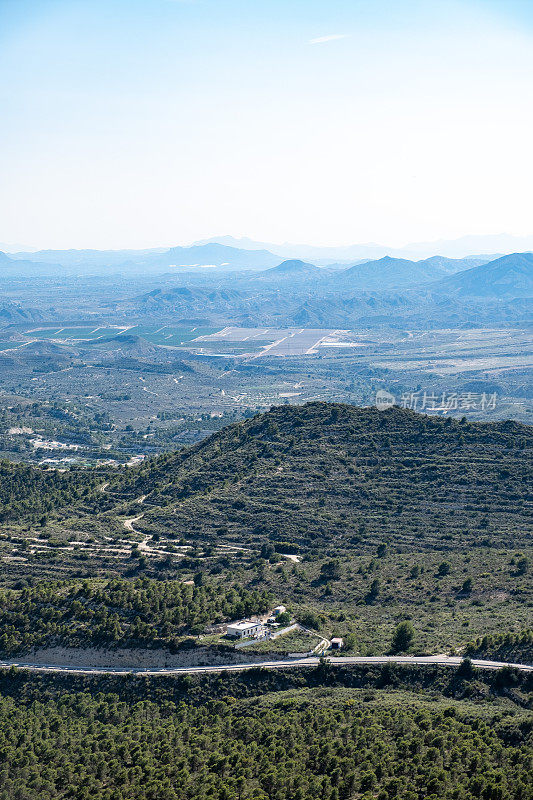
left=0, top=662, right=531, bottom=800
left=0, top=459, right=106, bottom=522
left=0, top=578, right=270, bottom=654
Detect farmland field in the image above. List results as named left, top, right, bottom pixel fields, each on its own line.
left=12, top=324, right=221, bottom=346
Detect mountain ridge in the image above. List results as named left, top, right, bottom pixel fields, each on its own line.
left=194, top=232, right=533, bottom=261
left=431, top=252, right=533, bottom=298
left=107, top=402, right=532, bottom=555
left=9, top=244, right=280, bottom=274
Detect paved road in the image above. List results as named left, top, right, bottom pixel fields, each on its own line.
left=0, top=654, right=530, bottom=677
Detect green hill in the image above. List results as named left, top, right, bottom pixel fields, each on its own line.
left=0, top=402, right=531, bottom=657
left=109, top=402, right=532, bottom=554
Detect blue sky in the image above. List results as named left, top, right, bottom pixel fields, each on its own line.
left=1, top=0, right=532, bottom=249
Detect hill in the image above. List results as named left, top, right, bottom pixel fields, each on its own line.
left=421, top=254, right=490, bottom=274
left=110, top=402, right=532, bottom=554
left=0, top=340, right=77, bottom=375
left=0, top=302, right=51, bottom=325
left=335, top=256, right=452, bottom=289
left=161, top=243, right=277, bottom=270
left=0, top=250, right=63, bottom=276
left=0, top=402, right=531, bottom=658
left=259, top=259, right=322, bottom=278
left=84, top=333, right=162, bottom=357
left=135, top=286, right=253, bottom=318
left=433, top=251, right=533, bottom=298
left=331, top=255, right=495, bottom=291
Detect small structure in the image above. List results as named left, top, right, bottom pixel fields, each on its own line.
left=226, top=620, right=264, bottom=639
left=330, top=637, right=344, bottom=650
left=273, top=605, right=287, bottom=616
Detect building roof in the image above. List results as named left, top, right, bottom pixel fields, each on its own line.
left=227, top=620, right=260, bottom=631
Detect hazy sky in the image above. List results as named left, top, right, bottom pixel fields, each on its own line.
left=1, top=0, right=533, bottom=249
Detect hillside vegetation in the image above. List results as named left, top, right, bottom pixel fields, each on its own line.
left=0, top=460, right=106, bottom=522
left=0, top=579, right=270, bottom=655
left=0, top=675, right=531, bottom=800
left=109, top=403, right=532, bottom=555
left=0, top=403, right=531, bottom=658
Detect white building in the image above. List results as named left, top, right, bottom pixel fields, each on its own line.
left=273, top=605, right=287, bottom=616
left=226, top=620, right=264, bottom=639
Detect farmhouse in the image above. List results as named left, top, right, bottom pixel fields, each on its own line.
left=226, top=620, right=264, bottom=639
left=330, top=637, right=344, bottom=650
left=273, top=605, right=287, bottom=616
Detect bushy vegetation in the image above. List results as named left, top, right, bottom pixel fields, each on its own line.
left=466, top=629, right=533, bottom=664
left=245, top=627, right=322, bottom=655
left=0, top=677, right=531, bottom=800
left=250, top=546, right=533, bottom=656
left=0, top=460, right=106, bottom=522
left=0, top=578, right=270, bottom=654
left=109, top=403, right=532, bottom=553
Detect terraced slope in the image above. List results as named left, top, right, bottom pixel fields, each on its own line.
left=109, top=403, right=532, bottom=554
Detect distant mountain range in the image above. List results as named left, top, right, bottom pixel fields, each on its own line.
left=4, top=233, right=532, bottom=277
left=1, top=240, right=531, bottom=330
left=195, top=233, right=533, bottom=262
left=123, top=251, right=531, bottom=328
left=0, top=250, right=64, bottom=276
left=433, top=252, right=533, bottom=298
left=244, top=254, right=495, bottom=290
left=331, top=255, right=490, bottom=289
left=6, top=244, right=278, bottom=274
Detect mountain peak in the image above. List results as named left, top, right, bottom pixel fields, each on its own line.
left=266, top=259, right=320, bottom=275
left=434, top=251, right=533, bottom=298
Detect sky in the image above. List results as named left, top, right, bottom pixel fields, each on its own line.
left=1, top=0, right=533, bottom=250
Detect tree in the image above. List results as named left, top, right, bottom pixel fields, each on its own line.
left=321, top=560, right=342, bottom=581
left=516, top=556, right=528, bottom=575
left=300, top=610, right=321, bottom=630
left=390, top=621, right=414, bottom=653
left=365, top=578, right=380, bottom=603
left=457, top=656, right=474, bottom=679
left=437, top=561, right=451, bottom=577
left=260, top=543, right=275, bottom=562
left=343, top=632, right=357, bottom=651
left=461, top=577, right=473, bottom=594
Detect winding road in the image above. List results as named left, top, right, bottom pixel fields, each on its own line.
left=0, top=654, right=530, bottom=677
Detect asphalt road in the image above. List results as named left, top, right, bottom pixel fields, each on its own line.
left=0, top=654, right=530, bottom=677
